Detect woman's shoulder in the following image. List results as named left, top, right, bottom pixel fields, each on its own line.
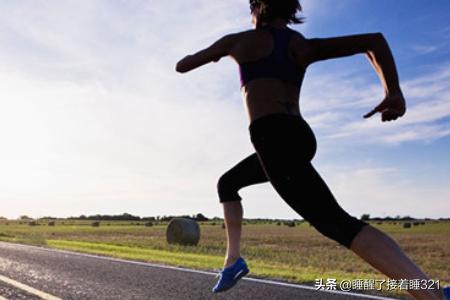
left=287, top=27, right=307, bottom=40
left=232, top=28, right=259, bottom=38
left=218, top=29, right=260, bottom=47
left=222, top=27, right=309, bottom=47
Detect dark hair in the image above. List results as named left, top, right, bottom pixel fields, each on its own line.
left=250, top=0, right=304, bottom=24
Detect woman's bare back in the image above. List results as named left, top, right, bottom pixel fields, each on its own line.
left=228, top=27, right=310, bottom=121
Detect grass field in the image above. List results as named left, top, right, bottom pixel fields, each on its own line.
left=0, top=219, right=448, bottom=299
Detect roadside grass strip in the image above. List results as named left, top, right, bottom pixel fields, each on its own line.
left=47, top=239, right=223, bottom=270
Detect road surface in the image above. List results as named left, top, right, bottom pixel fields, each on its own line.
left=0, top=241, right=399, bottom=300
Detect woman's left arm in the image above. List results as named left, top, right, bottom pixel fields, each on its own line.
left=306, top=33, right=406, bottom=121
left=176, top=34, right=238, bottom=73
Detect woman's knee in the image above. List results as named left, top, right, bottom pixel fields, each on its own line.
left=217, top=173, right=242, bottom=203
left=309, top=216, right=369, bottom=248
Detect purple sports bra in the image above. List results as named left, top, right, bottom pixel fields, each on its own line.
left=238, top=25, right=305, bottom=88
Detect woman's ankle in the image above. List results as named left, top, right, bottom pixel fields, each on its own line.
left=224, top=255, right=240, bottom=268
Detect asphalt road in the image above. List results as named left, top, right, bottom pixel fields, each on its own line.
left=0, top=241, right=399, bottom=300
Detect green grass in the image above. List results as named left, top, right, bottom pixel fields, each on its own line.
left=46, top=239, right=223, bottom=270
left=0, top=220, right=448, bottom=299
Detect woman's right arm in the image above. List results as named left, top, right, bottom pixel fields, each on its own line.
left=305, top=33, right=406, bottom=121
left=175, top=34, right=238, bottom=73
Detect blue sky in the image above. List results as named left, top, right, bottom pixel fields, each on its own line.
left=0, top=0, right=449, bottom=220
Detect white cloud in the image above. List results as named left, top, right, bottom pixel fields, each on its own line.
left=0, top=1, right=256, bottom=219
left=302, top=63, right=450, bottom=145
left=411, top=44, right=440, bottom=55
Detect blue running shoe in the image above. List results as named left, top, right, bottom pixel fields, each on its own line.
left=212, top=257, right=249, bottom=293
left=443, top=286, right=450, bottom=300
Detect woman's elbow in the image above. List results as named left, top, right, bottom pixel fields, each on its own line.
left=372, top=32, right=384, bottom=39
left=369, top=32, right=387, bottom=50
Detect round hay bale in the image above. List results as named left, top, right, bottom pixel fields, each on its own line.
left=403, top=222, right=411, bottom=229
left=166, top=218, right=200, bottom=246
left=91, top=221, right=100, bottom=227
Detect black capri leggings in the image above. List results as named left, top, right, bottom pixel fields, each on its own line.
left=217, top=113, right=368, bottom=248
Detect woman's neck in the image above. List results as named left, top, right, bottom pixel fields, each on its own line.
left=263, top=19, right=288, bottom=28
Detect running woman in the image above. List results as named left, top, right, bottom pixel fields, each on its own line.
left=176, top=1, right=448, bottom=299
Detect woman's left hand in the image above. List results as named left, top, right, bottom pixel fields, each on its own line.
left=363, top=92, right=406, bottom=122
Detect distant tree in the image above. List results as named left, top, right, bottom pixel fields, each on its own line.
left=361, top=214, right=370, bottom=221
left=38, top=216, right=56, bottom=220
left=69, top=213, right=141, bottom=221
left=118, top=213, right=140, bottom=220
left=19, top=215, right=32, bottom=220
left=195, top=213, right=209, bottom=221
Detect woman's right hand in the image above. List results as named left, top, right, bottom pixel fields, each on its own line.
left=363, top=92, right=406, bottom=122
